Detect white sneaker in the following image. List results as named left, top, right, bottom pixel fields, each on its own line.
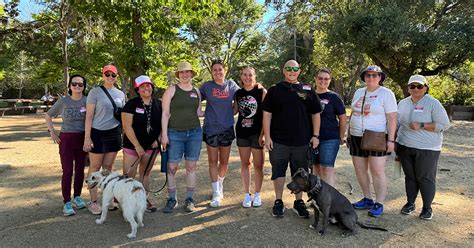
left=242, top=194, right=252, bottom=208
left=210, top=192, right=221, bottom=208
left=253, top=193, right=262, bottom=207
left=219, top=187, right=224, bottom=200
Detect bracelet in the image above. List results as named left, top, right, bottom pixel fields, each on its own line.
left=312, top=134, right=319, bottom=139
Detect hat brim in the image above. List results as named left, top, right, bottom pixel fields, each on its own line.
left=360, top=71, right=386, bottom=83
left=175, top=70, right=196, bottom=78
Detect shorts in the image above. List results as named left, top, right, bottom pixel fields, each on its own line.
left=312, top=139, right=340, bottom=167
left=236, top=133, right=263, bottom=149
left=269, top=142, right=310, bottom=180
left=203, top=127, right=235, bottom=148
left=123, top=148, right=156, bottom=157
left=168, top=127, right=203, bottom=163
left=348, top=135, right=390, bottom=157
left=90, top=126, right=122, bottom=153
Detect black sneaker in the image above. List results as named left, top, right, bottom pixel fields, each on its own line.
left=419, top=207, right=433, bottom=220
left=293, top=199, right=310, bottom=218
left=162, top=198, right=178, bottom=213
left=400, top=202, right=415, bottom=215
left=272, top=199, right=285, bottom=218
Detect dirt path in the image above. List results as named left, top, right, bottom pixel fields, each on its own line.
left=0, top=114, right=473, bottom=247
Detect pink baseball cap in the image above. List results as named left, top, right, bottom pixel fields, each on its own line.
left=102, top=65, right=118, bottom=74
left=134, top=75, right=153, bottom=88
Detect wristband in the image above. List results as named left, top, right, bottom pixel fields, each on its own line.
left=312, top=134, right=319, bottom=139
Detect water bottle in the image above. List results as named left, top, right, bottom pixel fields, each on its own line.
left=160, top=148, right=168, bottom=173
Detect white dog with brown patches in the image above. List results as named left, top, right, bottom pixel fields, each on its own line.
left=86, top=170, right=147, bottom=239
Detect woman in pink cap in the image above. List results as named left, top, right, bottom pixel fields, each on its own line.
left=121, top=75, right=162, bottom=212
left=83, top=65, right=125, bottom=215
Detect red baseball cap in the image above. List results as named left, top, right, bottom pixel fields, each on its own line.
left=102, top=65, right=118, bottom=74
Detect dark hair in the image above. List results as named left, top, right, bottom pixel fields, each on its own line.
left=316, top=68, right=332, bottom=77
left=211, top=59, right=225, bottom=69
left=68, top=74, right=87, bottom=95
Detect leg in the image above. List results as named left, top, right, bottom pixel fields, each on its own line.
left=217, top=146, right=231, bottom=178
left=251, top=148, right=264, bottom=193
left=138, top=152, right=158, bottom=190
left=122, top=151, right=139, bottom=178
left=59, top=144, right=74, bottom=204
left=166, top=162, right=179, bottom=199
left=310, top=204, right=320, bottom=229
left=72, top=149, right=87, bottom=198
left=124, top=211, right=139, bottom=239
left=87, top=153, right=105, bottom=202
left=273, top=177, right=285, bottom=200
left=318, top=166, right=336, bottom=187
left=101, top=152, right=118, bottom=171
left=185, top=160, right=198, bottom=198
left=238, top=146, right=252, bottom=194
left=352, top=156, right=371, bottom=198
left=206, top=145, right=219, bottom=183
left=95, top=190, right=113, bottom=224
left=368, top=156, right=388, bottom=203
left=414, top=149, right=440, bottom=209
left=398, top=145, right=419, bottom=204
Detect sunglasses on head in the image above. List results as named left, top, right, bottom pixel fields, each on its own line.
left=409, top=84, right=425, bottom=89
left=285, top=66, right=300, bottom=72
left=71, top=82, right=84, bottom=87
left=364, top=73, right=379, bottom=78
left=104, top=72, right=117, bottom=78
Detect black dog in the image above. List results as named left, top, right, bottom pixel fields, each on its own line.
left=287, top=168, right=387, bottom=236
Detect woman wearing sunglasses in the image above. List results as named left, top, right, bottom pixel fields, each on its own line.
left=83, top=65, right=125, bottom=215
left=200, top=60, right=240, bottom=208
left=45, top=74, right=88, bottom=216
left=396, top=75, right=450, bottom=220
left=347, top=65, right=397, bottom=218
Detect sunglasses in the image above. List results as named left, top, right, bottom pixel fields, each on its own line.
left=285, top=66, right=300, bottom=72
left=317, top=76, right=330, bottom=81
left=104, top=73, right=117, bottom=78
left=409, top=84, right=425, bottom=89
left=364, top=73, right=380, bottom=78
left=71, top=82, right=84, bottom=87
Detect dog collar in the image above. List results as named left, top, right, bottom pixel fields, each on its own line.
left=308, top=176, right=322, bottom=194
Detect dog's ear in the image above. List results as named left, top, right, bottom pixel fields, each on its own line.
left=101, top=169, right=111, bottom=177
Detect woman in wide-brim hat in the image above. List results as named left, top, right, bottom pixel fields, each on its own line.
left=161, top=62, right=204, bottom=213
left=347, top=65, right=397, bottom=218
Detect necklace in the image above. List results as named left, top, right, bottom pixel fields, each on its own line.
left=141, top=98, right=153, bottom=134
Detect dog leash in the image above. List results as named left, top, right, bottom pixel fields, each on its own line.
left=141, top=147, right=168, bottom=195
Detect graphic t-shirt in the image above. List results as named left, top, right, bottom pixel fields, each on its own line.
left=122, top=97, right=162, bottom=150
left=235, top=85, right=264, bottom=138
left=200, top=79, right=240, bottom=135
left=47, top=95, right=87, bottom=132
left=349, top=86, right=397, bottom=136
left=318, top=91, right=346, bottom=140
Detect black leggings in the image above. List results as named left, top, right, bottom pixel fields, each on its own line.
left=397, top=144, right=440, bottom=209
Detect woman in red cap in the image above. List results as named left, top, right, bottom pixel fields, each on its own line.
left=83, top=64, right=125, bottom=215
left=121, top=75, right=162, bottom=212
left=347, top=65, right=397, bottom=218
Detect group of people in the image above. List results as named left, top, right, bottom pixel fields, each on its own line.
left=45, top=59, right=450, bottom=222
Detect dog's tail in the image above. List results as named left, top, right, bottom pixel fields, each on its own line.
left=356, top=221, right=388, bottom=232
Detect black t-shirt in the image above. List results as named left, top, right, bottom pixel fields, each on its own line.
left=122, top=97, right=162, bottom=150
left=235, top=86, right=264, bottom=138
left=318, top=91, right=346, bottom=140
left=262, top=81, right=322, bottom=146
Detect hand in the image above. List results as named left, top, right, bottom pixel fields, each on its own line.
left=310, top=137, right=319, bottom=149
left=258, top=134, right=265, bottom=148
left=50, top=132, right=61, bottom=144
left=161, top=135, right=169, bottom=151
left=409, top=122, right=421, bottom=130
left=151, top=140, right=159, bottom=149
left=345, top=137, right=351, bottom=149
left=340, top=138, right=345, bottom=146
left=265, top=136, right=273, bottom=151
left=83, top=137, right=93, bottom=152
left=386, top=141, right=395, bottom=153
left=135, top=145, right=145, bottom=157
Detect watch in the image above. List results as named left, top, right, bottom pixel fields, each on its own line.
left=420, top=123, right=425, bottom=129
left=312, top=134, right=319, bottom=139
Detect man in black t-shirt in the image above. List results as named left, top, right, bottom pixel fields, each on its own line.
left=262, top=60, right=322, bottom=218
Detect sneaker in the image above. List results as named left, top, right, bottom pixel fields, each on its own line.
left=253, top=193, right=262, bottom=207
left=352, top=197, right=375, bottom=210
left=419, top=207, right=433, bottom=220
left=400, top=202, right=416, bottom=215
left=368, top=202, right=384, bottom=217
left=242, top=194, right=252, bottom=208
left=210, top=192, right=221, bottom=208
left=72, top=196, right=86, bottom=209
left=87, top=201, right=102, bottom=215
left=146, top=199, right=157, bottom=213
left=63, top=202, right=76, bottom=216
left=272, top=199, right=285, bottom=218
left=184, top=198, right=195, bottom=212
left=163, top=198, right=178, bottom=213
left=293, top=199, right=310, bottom=218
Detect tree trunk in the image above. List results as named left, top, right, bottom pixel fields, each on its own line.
left=130, top=8, right=145, bottom=97
left=59, top=0, right=70, bottom=95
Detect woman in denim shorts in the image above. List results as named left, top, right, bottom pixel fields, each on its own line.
left=312, top=68, right=346, bottom=187
left=161, top=62, right=204, bottom=213
left=233, top=66, right=267, bottom=208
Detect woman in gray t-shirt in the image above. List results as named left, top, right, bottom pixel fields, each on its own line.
left=45, top=74, right=88, bottom=216
left=83, top=65, right=125, bottom=215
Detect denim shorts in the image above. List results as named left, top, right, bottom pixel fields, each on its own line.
left=312, top=139, right=340, bottom=167
left=168, top=127, right=203, bottom=163
left=269, top=142, right=310, bottom=180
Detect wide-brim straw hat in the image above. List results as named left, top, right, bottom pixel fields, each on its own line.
left=175, top=62, right=196, bottom=78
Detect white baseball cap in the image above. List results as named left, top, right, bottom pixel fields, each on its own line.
left=408, top=75, right=428, bottom=85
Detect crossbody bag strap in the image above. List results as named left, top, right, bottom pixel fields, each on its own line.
left=361, top=89, right=367, bottom=132
left=100, top=85, right=117, bottom=111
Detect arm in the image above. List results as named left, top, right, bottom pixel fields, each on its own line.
left=45, top=113, right=61, bottom=144
left=310, top=112, right=321, bottom=148
left=411, top=101, right=450, bottom=132
left=386, top=112, right=397, bottom=152
left=195, top=87, right=204, bottom=117
left=122, top=112, right=145, bottom=157
left=263, top=111, right=273, bottom=151
left=338, top=114, right=347, bottom=145
left=258, top=88, right=268, bottom=147
left=83, top=103, right=95, bottom=152
left=161, top=86, right=175, bottom=151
